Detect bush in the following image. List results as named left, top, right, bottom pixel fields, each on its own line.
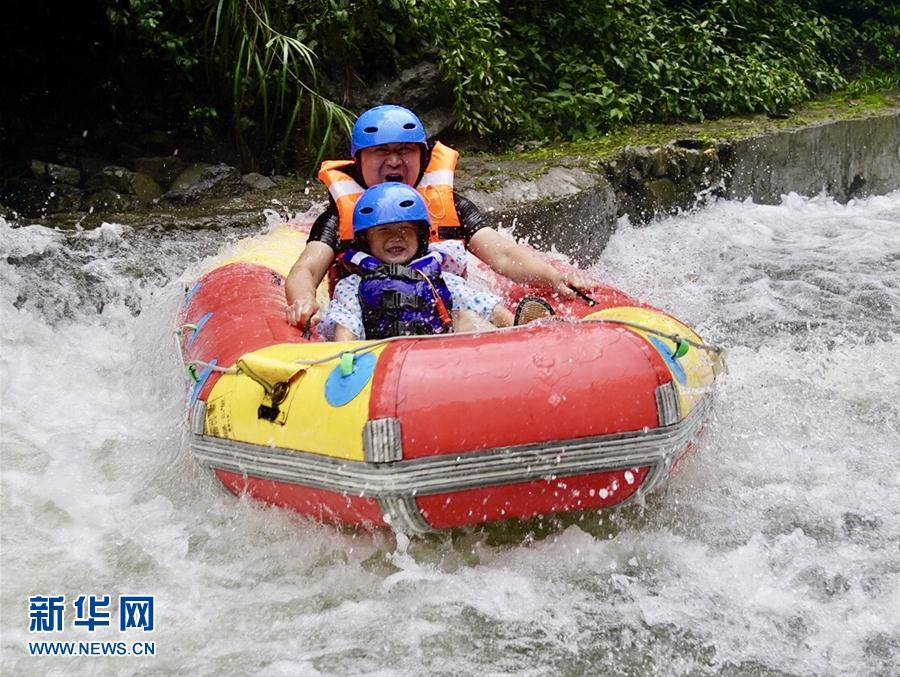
left=96, top=0, right=900, bottom=165
left=108, top=0, right=355, bottom=171
left=410, top=0, right=873, bottom=138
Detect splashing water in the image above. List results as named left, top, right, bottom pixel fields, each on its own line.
left=1, top=192, right=898, bottom=675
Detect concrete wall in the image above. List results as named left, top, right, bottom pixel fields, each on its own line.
left=726, top=114, right=900, bottom=203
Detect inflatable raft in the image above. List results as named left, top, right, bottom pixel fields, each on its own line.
left=178, top=223, right=724, bottom=533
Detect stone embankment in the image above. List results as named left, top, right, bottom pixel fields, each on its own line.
left=2, top=155, right=279, bottom=218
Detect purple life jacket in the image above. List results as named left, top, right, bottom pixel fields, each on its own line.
left=339, top=249, right=454, bottom=339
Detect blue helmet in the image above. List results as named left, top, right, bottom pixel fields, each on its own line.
left=352, top=183, right=431, bottom=237
left=350, top=105, right=428, bottom=158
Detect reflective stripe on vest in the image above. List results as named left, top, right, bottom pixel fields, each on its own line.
left=318, top=142, right=462, bottom=248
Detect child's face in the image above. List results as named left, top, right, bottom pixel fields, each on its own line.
left=365, top=221, right=420, bottom=264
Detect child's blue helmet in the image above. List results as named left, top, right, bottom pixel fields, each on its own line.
left=350, top=105, right=428, bottom=158
left=352, top=183, right=431, bottom=236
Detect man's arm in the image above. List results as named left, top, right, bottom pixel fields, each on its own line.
left=457, top=193, right=596, bottom=296
left=284, top=241, right=334, bottom=328
left=468, top=228, right=595, bottom=297
left=284, top=205, right=340, bottom=328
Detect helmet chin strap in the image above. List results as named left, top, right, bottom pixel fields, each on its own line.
left=414, top=144, right=429, bottom=186
left=415, top=219, right=430, bottom=258
left=354, top=156, right=369, bottom=189
left=353, top=233, right=371, bottom=254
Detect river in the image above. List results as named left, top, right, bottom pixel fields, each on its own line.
left=1, top=191, right=898, bottom=675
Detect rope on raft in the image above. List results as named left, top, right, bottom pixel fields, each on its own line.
left=175, top=317, right=726, bottom=377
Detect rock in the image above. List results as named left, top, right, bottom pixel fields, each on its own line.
left=137, top=129, right=172, bottom=153
left=85, top=165, right=136, bottom=194
left=133, top=156, right=186, bottom=190
left=0, top=179, right=82, bottom=215
left=346, top=59, right=455, bottom=138
left=169, top=163, right=211, bottom=191
left=462, top=165, right=595, bottom=211
left=459, top=162, right=618, bottom=265
left=649, top=147, right=668, bottom=177
left=531, top=177, right=619, bottom=262
left=46, top=184, right=84, bottom=213
left=1, top=179, right=43, bottom=216
left=129, top=172, right=164, bottom=203
left=674, top=138, right=707, bottom=150
left=56, top=151, right=79, bottom=167
left=665, top=149, right=683, bottom=180
left=614, top=190, right=634, bottom=218
left=419, top=107, right=456, bottom=140
left=625, top=146, right=652, bottom=175
left=78, top=157, right=114, bottom=177
left=163, top=163, right=245, bottom=205
left=846, top=173, right=867, bottom=199
left=29, top=160, right=48, bottom=181
left=116, top=140, right=142, bottom=159
left=640, top=178, right=677, bottom=216
left=698, top=147, right=721, bottom=176
left=242, top=172, right=276, bottom=191
left=47, top=163, right=82, bottom=186
left=601, top=156, right=624, bottom=183
left=359, top=61, right=449, bottom=113
left=624, top=166, right=644, bottom=191
left=84, top=189, right=139, bottom=213
left=680, top=148, right=703, bottom=175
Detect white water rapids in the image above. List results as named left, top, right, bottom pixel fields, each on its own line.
left=1, top=192, right=898, bottom=675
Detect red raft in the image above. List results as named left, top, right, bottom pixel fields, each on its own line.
left=179, top=224, right=723, bottom=533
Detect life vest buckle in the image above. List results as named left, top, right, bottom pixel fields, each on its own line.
left=380, top=263, right=418, bottom=280
left=382, top=289, right=425, bottom=309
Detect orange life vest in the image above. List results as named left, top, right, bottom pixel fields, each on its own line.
left=318, top=141, right=462, bottom=249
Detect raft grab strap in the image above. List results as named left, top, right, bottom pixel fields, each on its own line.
left=177, top=317, right=725, bottom=377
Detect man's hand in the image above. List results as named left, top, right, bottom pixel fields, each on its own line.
left=549, top=269, right=600, bottom=298
left=284, top=241, right=335, bottom=330
left=285, top=296, right=321, bottom=329
left=469, top=229, right=601, bottom=298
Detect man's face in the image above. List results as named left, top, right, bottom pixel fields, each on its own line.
left=358, top=143, right=422, bottom=187
left=365, top=221, right=420, bottom=264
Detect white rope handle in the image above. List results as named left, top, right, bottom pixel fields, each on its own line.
left=177, top=317, right=725, bottom=376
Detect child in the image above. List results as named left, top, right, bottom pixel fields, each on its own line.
left=321, top=183, right=514, bottom=341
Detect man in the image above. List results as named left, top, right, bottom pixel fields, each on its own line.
left=285, top=105, right=594, bottom=329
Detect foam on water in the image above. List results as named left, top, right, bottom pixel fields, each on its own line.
left=1, top=193, right=899, bottom=675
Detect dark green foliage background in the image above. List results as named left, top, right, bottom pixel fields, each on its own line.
left=2, top=1, right=897, bottom=171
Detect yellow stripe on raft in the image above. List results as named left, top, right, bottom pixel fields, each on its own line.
left=584, top=306, right=717, bottom=417
left=217, top=224, right=306, bottom=276
left=212, top=223, right=331, bottom=306
left=204, top=341, right=386, bottom=462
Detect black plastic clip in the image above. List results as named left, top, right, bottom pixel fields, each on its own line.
left=257, top=382, right=290, bottom=422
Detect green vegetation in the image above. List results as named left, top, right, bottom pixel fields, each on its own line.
left=106, top=0, right=355, bottom=170
left=8, top=1, right=897, bottom=172
left=416, top=0, right=899, bottom=139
